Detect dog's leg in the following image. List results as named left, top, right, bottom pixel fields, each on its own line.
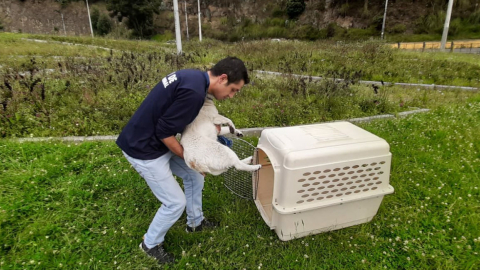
left=212, top=115, right=241, bottom=135
left=240, top=156, right=253, bottom=164
left=233, top=160, right=262, bottom=172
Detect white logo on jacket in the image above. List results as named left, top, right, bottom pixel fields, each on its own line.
left=180, top=96, right=262, bottom=175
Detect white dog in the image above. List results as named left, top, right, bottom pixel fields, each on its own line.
left=180, top=96, right=262, bottom=175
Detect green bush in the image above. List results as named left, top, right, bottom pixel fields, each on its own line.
left=388, top=24, right=406, bottom=34
left=96, top=14, right=112, bottom=36
left=286, top=0, right=306, bottom=19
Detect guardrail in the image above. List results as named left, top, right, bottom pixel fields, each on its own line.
left=390, top=40, right=480, bottom=51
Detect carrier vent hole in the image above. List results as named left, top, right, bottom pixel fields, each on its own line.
left=302, top=184, right=310, bottom=187
left=380, top=161, right=386, bottom=164
left=362, top=164, right=368, bottom=167
left=363, top=188, right=370, bottom=192
left=326, top=195, right=334, bottom=198
left=303, top=172, right=311, bottom=176
left=352, top=165, right=359, bottom=168
left=317, top=197, right=324, bottom=200
left=371, top=187, right=378, bottom=190
left=313, top=171, right=322, bottom=174
left=364, top=178, right=371, bottom=182
left=360, top=174, right=367, bottom=178
left=318, top=186, right=325, bottom=190
left=312, top=182, right=320, bottom=186
left=355, top=180, right=362, bottom=183
left=298, top=179, right=306, bottom=182
left=323, top=180, right=330, bottom=184
left=319, top=175, right=326, bottom=179
left=297, top=190, right=305, bottom=193
left=351, top=176, right=358, bottom=179
left=308, top=188, right=315, bottom=191
left=321, top=191, right=329, bottom=194
left=373, top=177, right=379, bottom=180
left=331, top=189, right=339, bottom=192
left=374, top=167, right=381, bottom=170
left=337, top=183, right=344, bottom=186
left=342, top=177, right=349, bottom=181
left=359, top=184, right=365, bottom=188
left=339, top=172, right=346, bottom=176
left=370, top=162, right=377, bottom=166
left=378, top=171, right=384, bottom=175
left=376, top=181, right=382, bottom=185
left=350, top=186, right=357, bottom=189
left=307, top=198, right=314, bottom=202
left=348, top=171, right=355, bottom=174
left=297, top=200, right=304, bottom=204
left=312, top=192, right=319, bottom=196
left=341, top=188, right=348, bottom=191
left=308, top=177, right=316, bottom=181
left=333, top=168, right=341, bottom=172
left=357, top=170, right=364, bottom=173
left=366, top=168, right=373, bottom=172
left=323, top=169, right=331, bottom=173
left=328, top=185, right=335, bottom=188
left=346, top=192, right=352, bottom=195
left=354, top=190, right=361, bottom=193
left=369, top=173, right=376, bottom=176
left=329, top=174, right=336, bottom=177
left=347, top=181, right=353, bottom=185
left=332, top=179, right=340, bottom=182
left=343, top=166, right=350, bottom=170
left=301, top=194, right=309, bottom=198
left=367, top=183, right=374, bottom=186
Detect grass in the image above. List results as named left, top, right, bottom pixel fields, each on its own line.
left=1, top=33, right=480, bottom=138
left=1, top=98, right=480, bottom=269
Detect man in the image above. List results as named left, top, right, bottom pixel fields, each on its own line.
left=116, top=57, right=249, bottom=264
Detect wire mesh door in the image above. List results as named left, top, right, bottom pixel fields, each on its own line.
left=223, top=137, right=257, bottom=200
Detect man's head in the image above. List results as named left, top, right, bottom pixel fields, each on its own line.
left=208, top=57, right=249, bottom=100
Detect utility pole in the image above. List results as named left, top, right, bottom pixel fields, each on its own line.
left=184, top=0, right=189, bottom=41
left=440, top=0, right=454, bottom=50
left=381, top=0, right=388, bottom=40
left=85, top=0, right=94, bottom=38
left=198, top=0, right=202, bottom=41
left=173, top=0, right=183, bottom=54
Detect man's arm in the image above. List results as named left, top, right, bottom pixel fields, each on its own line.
left=161, top=136, right=184, bottom=159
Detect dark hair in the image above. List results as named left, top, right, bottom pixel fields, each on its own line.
left=210, top=57, right=250, bottom=85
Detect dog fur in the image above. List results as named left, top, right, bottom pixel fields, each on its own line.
left=180, top=97, right=262, bottom=175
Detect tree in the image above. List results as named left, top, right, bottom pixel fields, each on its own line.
left=107, top=0, right=162, bottom=37
left=286, top=0, right=306, bottom=19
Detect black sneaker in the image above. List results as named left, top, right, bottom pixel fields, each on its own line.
left=139, top=240, right=175, bottom=264
left=186, top=219, right=219, bottom=232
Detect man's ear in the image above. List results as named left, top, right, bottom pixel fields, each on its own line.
left=219, top=74, right=228, bottom=84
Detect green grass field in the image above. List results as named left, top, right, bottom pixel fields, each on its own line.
left=1, top=33, right=480, bottom=269
left=1, top=99, right=479, bottom=269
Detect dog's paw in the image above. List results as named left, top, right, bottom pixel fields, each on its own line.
left=236, top=130, right=243, bottom=137
left=253, top=164, right=262, bottom=171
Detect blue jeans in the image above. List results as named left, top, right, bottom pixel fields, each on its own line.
left=123, top=151, right=205, bottom=248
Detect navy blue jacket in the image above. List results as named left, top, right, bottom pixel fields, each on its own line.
left=116, top=69, right=209, bottom=160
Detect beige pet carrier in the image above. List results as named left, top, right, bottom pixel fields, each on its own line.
left=252, top=121, right=394, bottom=241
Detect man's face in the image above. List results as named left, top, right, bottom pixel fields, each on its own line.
left=213, top=75, right=245, bottom=100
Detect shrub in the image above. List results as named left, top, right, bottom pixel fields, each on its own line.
left=389, top=24, right=406, bottom=34
left=96, top=14, right=112, bottom=36
left=286, top=0, right=306, bottom=19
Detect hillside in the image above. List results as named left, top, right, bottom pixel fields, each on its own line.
left=1, top=0, right=480, bottom=41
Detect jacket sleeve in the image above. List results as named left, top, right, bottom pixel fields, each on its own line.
left=155, top=89, right=204, bottom=139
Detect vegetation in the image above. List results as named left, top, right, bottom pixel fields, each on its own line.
left=1, top=99, right=479, bottom=269
left=106, top=0, right=162, bottom=37
left=0, top=33, right=479, bottom=138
